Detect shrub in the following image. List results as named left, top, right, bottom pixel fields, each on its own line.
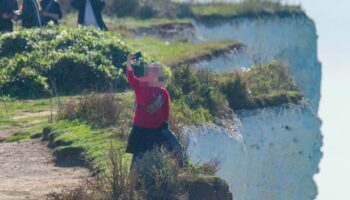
left=50, top=52, right=117, bottom=94
left=135, top=148, right=187, bottom=200
left=220, top=61, right=301, bottom=110
left=0, top=32, right=30, bottom=57
left=241, top=61, right=298, bottom=96
left=196, top=69, right=230, bottom=116
left=185, top=159, right=219, bottom=177
left=0, top=27, right=139, bottom=98
left=58, top=93, right=121, bottom=127
left=47, top=145, right=137, bottom=200
left=220, top=73, right=255, bottom=110
left=101, top=144, right=137, bottom=200
left=169, top=66, right=230, bottom=118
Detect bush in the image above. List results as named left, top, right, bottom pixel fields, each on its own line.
left=101, top=144, right=137, bottom=200
left=50, top=52, right=116, bottom=94
left=0, top=27, right=139, bottom=98
left=47, top=145, right=137, bottom=200
left=220, top=73, right=255, bottom=110
left=241, top=61, right=298, bottom=96
left=135, top=148, right=187, bottom=200
left=58, top=93, right=121, bottom=127
left=220, top=61, right=301, bottom=110
left=169, top=66, right=230, bottom=118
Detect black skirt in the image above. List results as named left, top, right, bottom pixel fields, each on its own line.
left=126, top=125, right=166, bottom=154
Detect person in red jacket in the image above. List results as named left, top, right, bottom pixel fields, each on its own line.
left=125, top=53, right=183, bottom=169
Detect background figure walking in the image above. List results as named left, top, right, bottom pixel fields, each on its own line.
left=20, top=0, right=42, bottom=28
left=40, top=0, right=63, bottom=25
left=70, top=0, right=107, bottom=31
left=0, top=0, right=19, bottom=32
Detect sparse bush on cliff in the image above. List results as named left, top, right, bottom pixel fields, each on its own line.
left=135, top=148, right=187, bottom=200
left=101, top=144, right=138, bottom=200
left=220, top=73, right=254, bottom=110
left=220, top=61, right=302, bottom=110
left=168, top=66, right=230, bottom=118
left=58, top=93, right=122, bottom=127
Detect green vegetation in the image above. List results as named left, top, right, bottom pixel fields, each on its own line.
left=220, top=61, right=302, bottom=110
left=102, top=0, right=192, bottom=19
left=49, top=120, right=131, bottom=170
left=0, top=1, right=307, bottom=198
left=0, top=27, right=136, bottom=98
left=126, top=37, right=241, bottom=67
left=169, top=66, right=230, bottom=117
left=191, top=1, right=304, bottom=23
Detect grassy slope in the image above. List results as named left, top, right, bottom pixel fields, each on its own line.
left=0, top=91, right=212, bottom=171
left=0, top=93, right=133, bottom=171
left=126, top=37, right=241, bottom=67
left=191, top=2, right=304, bottom=20
left=61, top=13, right=191, bottom=31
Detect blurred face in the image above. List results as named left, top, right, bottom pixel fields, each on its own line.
left=139, top=64, right=165, bottom=87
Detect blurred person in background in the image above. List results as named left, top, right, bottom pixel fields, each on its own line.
left=70, top=0, right=107, bottom=30
left=40, top=0, right=63, bottom=25
left=20, top=0, right=42, bottom=28
left=0, top=0, right=19, bottom=32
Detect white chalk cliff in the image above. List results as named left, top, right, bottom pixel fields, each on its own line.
left=184, top=15, right=322, bottom=200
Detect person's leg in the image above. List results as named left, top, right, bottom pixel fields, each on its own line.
left=161, top=128, right=184, bottom=167
left=130, top=152, right=144, bottom=171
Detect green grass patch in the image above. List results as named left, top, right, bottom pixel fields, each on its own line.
left=105, top=16, right=192, bottom=30
left=0, top=98, right=51, bottom=118
left=4, top=131, right=30, bottom=142
left=191, top=1, right=304, bottom=21
left=49, top=120, right=131, bottom=171
left=126, top=37, right=241, bottom=67
left=3, top=122, right=51, bottom=142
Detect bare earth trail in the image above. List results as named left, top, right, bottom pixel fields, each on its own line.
left=0, top=111, right=91, bottom=200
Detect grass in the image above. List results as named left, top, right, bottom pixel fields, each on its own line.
left=191, top=1, right=304, bottom=20
left=126, top=37, right=241, bottom=67
left=49, top=120, right=131, bottom=171
left=61, top=13, right=191, bottom=32
left=218, top=61, right=303, bottom=110
left=0, top=90, right=214, bottom=174
left=105, top=17, right=192, bottom=30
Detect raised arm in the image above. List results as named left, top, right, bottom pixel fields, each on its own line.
left=126, top=53, right=140, bottom=90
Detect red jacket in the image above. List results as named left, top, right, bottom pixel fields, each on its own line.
left=127, top=69, right=170, bottom=128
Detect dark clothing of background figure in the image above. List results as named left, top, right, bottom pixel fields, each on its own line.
left=40, top=0, right=62, bottom=25
left=70, top=0, right=107, bottom=31
left=21, top=0, right=41, bottom=28
left=0, top=0, right=18, bottom=32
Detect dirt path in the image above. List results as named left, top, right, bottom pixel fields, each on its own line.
left=0, top=139, right=91, bottom=200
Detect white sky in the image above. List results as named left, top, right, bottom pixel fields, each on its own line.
left=299, top=1, right=350, bottom=200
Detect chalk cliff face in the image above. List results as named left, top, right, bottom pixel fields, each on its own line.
left=193, top=17, right=321, bottom=110
left=184, top=16, right=322, bottom=200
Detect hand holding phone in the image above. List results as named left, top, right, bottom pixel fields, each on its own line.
left=134, top=52, right=142, bottom=61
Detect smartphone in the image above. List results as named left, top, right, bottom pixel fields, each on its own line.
left=134, top=52, right=142, bottom=60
